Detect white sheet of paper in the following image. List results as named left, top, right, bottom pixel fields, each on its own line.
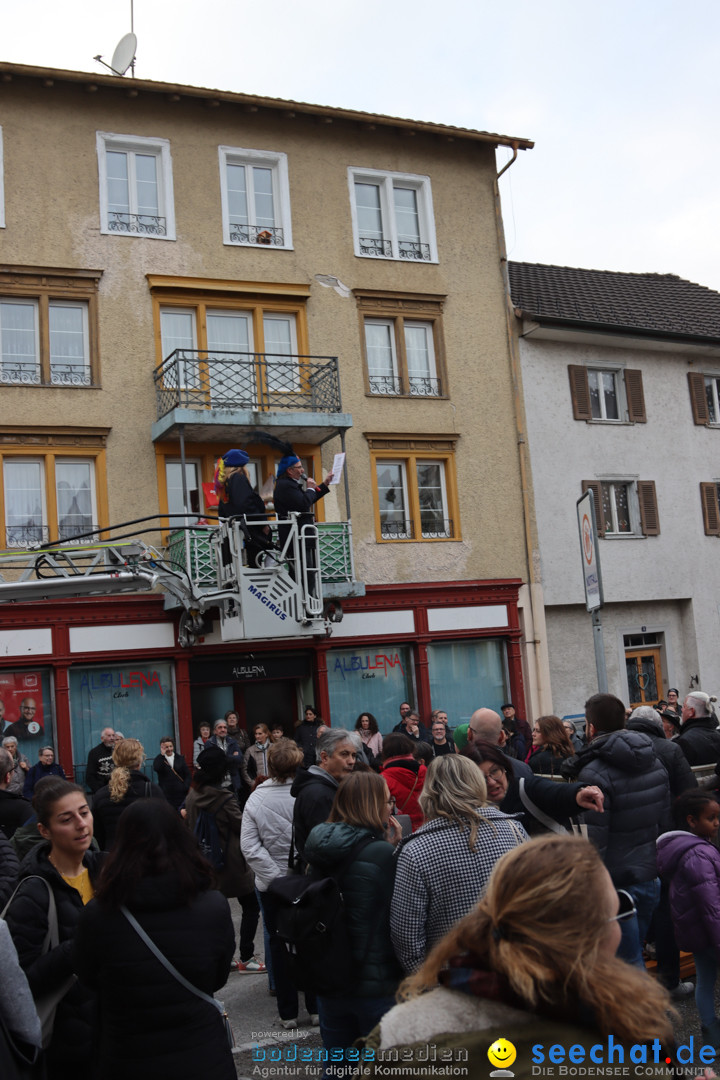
left=329, top=452, right=346, bottom=485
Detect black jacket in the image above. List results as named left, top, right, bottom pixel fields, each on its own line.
left=294, top=719, right=323, bottom=769
left=85, top=741, right=115, bottom=793
left=0, top=789, right=33, bottom=840
left=74, top=872, right=236, bottom=1080
left=5, top=843, right=104, bottom=1073
left=92, top=772, right=166, bottom=849
left=626, top=714, right=697, bottom=826
left=676, top=714, right=720, bottom=767
left=527, top=746, right=570, bottom=776
left=274, top=474, right=329, bottom=529
left=499, top=757, right=585, bottom=834
left=218, top=469, right=266, bottom=522
left=152, top=753, right=191, bottom=810
left=392, top=721, right=432, bottom=743
left=290, top=767, right=339, bottom=863
left=0, top=826, right=19, bottom=908
left=565, top=729, right=669, bottom=887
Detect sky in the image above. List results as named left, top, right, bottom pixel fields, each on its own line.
left=3, top=0, right=720, bottom=290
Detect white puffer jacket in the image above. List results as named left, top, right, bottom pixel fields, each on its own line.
left=240, top=778, right=295, bottom=891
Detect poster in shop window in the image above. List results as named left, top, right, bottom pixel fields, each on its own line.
left=0, top=670, right=45, bottom=741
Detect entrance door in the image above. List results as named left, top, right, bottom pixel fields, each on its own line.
left=240, top=680, right=297, bottom=739
left=625, top=648, right=663, bottom=706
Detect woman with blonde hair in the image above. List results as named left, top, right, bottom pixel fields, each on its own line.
left=363, top=835, right=676, bottom=1077
left=241, top=722, right=271, bottom=788
left=528, top=713, right=575, bottom=775
left=215, top=448, right=270, bottom=568
left=91, top=738, right=165, bottom=849
left=390, top=754, right=527, bottom=972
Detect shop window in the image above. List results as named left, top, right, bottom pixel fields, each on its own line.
left=426, top=639, right=508, bottom=725
left=69, top=662, right=176, bottom=784
left=326, top=644, right=414, bottom=734
left=0, top=668, right=54, bottom=760
left=97, top=132, right=176, bottom=239
left=348, top=168, right=437, bottom=262
left=219, top=147, right=292, bottom=249
left=0, top=268, right=101, bottom=387
left=368, top=435, right=459, bottom=542
left=0, top=430, right=108, bottom=548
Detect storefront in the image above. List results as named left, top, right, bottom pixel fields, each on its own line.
left=0, top=577, right=525, bottom=781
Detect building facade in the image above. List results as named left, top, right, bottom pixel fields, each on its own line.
left=0, top=61, right=540, bottom=776
left=510, top=261, right=720, bottom=716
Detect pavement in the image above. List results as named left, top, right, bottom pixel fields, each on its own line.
left=225, top=900, right=325, bottom=1079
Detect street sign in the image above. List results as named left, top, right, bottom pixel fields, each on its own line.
left=577, top=490, right=603, bottom=612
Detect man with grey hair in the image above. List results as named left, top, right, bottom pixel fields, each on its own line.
left=0, top=747, right=33, bottom=839
left=290, top=728, right=359, bottom=866
left=85, top=726, right=116, bottom=793
left=676, top=691, right=720, bottom=766
left=207, top=717, right=243, bottom=793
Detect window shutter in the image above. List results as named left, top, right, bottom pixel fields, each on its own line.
left=688, top=372, right=710, bottom=425
left=637, top=480, right=660, bottom=536
left=700, top=483, right=720, bottom=536
left=568, top=366, right=591, bottom=420
left=581, top=480, right=605, bottom=536
left=624, top=370, right=646, bottom=423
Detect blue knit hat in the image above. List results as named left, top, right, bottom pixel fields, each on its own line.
left=223, top=449, right=249, bottom=467
left=277, top=453, right=301, bottom=476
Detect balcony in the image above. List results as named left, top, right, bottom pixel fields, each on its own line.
left=166, top=521, right=362, bottom=598
left=152, top=350, right=352, bottom=445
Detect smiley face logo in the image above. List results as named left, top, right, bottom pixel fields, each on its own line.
left=488, top=1038, right=517, bottom=1071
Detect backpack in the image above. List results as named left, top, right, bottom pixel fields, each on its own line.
left=266, top=834, right=377, bottom=996
left=193, top=795, right=233, bottom=870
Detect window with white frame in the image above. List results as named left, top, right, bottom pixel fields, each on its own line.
left=0, top=298, right=91, bottom=386
left=219, top=147, right=292, bottom=249
left=568, top=365, right=646, bottom=423
left=348, top=168, right=437, bottom=262
left=704, top=376, right=720, bottom=423
left=97, top=133, right=176, bottom=239
left=3, top=456, right=98, bottom=547
left=582, top=479, right=659, bottom=538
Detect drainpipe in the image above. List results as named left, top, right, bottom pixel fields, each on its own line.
left=493, top=149, right=552, bottom=717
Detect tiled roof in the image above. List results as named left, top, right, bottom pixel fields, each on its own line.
left=508, top=262, right=720, bottom=342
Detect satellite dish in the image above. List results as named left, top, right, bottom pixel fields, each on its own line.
left=110, top=32, right=137, bottom=76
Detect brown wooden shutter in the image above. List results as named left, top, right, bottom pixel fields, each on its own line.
left=637, top=480, right=660, bottom=536
left=625, top=370, right=646, bottom=423
left=568, top=366, right=591, bottom=420
left=581, top=480, right=605, bottom=536
left=700, top=482, right=720, bottom=535
left=688, top=371, right=710, bottom=425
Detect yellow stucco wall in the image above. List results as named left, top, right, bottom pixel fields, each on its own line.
left=0, top=73, right=528, bottom=585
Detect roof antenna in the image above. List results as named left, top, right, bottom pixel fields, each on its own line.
left=94, top=1, right=137, bottom=77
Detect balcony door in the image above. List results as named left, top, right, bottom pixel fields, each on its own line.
left=206, top=311, right=256, bottom=407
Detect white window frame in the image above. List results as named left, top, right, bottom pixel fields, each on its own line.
left=704, top=375, right=720, bottom=425
left=48, top=301, right=91, bottom=386
left=599, top=478, right=641, bottom=538
left=348, top=167, right=438, bottom=263
left=364, top=318, right=400, bottom=395
left=376, top=459, right=412, bottom=539
left=0, top=127, right=5, bottom=229
left=97, top=132, right=176, bottom=240
left=588, top=367, right=624, bottom=422
left=0, top=298, right=40, bottom=384
left=404, top=320, right=438, bottom=392
left=219, top=147, right=293, bottom=249
left=160, top=307, right=200, bottom=390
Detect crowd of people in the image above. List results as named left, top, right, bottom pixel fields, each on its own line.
left=0, top=688, right=720, bottom=1078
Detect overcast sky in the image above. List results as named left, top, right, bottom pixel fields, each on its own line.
left=4, top=0, right=720, bottom=291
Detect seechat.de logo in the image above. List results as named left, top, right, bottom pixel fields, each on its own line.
left=489, top=1037, right=517, bottom=1077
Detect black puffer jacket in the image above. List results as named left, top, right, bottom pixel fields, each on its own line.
left=290, top=767, right=339, bottom=864
left=569, top=730, right=669, bottom=887
left=0, top=826, right=19, bottom=908
left=74, top=872, right=236, bottom=1080
left=626, top=713, right=697, bottom=830
left=4, top=842, right=104, bottom=1075
left=92, top=771, right=166, bottom=849
left=527, top=746, right=571, bottom=776
left=304, top=822, right=402, bottom=998
left=676, top=714, right=720, bottom=767
left=294, top=720, right=322, bottom=769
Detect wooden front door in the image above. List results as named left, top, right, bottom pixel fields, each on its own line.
left=625, top=648, right=663, bottom=706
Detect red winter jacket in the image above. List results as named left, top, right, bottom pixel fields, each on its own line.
left=382, top=757, right=427, bottom=831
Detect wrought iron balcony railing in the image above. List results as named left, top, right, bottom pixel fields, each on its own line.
left=228, top=223, right=285, bottom=246
left=398, top=240, right=432, bottom=261
left=359, top=236, right=432, bottom=261
left=108, top=211, right=167, bottom=236
left=380, top=517, right=454, bottom=540
left=1, top=361, right=92, bottom=386
left=166, top=521, right=356, bottom=590
left=369, top=374, right=442, bottom=397
left=359, top=236, right=393, bottom=257
left=154, top=351, right=342, bottom=419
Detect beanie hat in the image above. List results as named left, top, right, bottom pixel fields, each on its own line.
left=223, top=449, right=249, bottom=467
left=277, top=453, right=301, bottom=476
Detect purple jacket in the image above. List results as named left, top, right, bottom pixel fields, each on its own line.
left=657, top=830, right=720, bottom=959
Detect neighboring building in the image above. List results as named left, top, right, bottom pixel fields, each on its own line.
left=510, top=261, right=720, bottom=715
left=0, top=60, right=540, bottom=776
